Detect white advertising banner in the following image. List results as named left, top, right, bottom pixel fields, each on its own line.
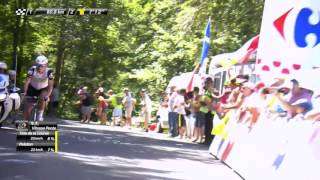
left=256, top=0, right=320, bottom=82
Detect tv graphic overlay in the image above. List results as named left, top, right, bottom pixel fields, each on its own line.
left=16, top=121, right=58, bottom=152
left=15, top=8, right=108, bottom=16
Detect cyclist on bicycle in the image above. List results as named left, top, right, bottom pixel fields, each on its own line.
left=23, top=55, right=54, bottom=121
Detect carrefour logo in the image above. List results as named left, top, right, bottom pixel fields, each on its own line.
left=273, top=7, right=320, bottom=48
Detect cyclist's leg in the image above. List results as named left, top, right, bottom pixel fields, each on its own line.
left=38, top=88, right=49, bottom=121
left=23, top=101, right=33, bottom=121
left=23, top=85, right=39, bottom=121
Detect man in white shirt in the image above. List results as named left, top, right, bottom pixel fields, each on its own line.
left=168, top=86, right=178, bottom=137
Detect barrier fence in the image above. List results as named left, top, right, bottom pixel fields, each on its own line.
left=209, top=110, right=320, bottom=180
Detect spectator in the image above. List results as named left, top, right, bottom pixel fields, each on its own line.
left=155, top=92, right=169, bottom=132
left=235, top=82, right=258, bottom=129
left=273, top=79, right=313, bottom=118
left=48, top=84, right=59, bottom=117
left=168, top=86, right=178, bottom=137
left=203, top=77, right=215, bottom=145
left=95, top=87, right=108, bottom=125
left=225, top=76, right=248, bottom=104
left=185, top=90, right=195, bottom=140
left=107, top=90, right=123, bottom=126
left=174, top=89, right=187, bottom=139
left=220, top=82, right=246, bottom=112
left=192, top=87, right=205, bottom=143
left=289, top=79, right=313, bottom=103
left=122, top=88, right=135, bottom=128
left=140, top=89, right=152, bottom=132
left=80, top=87, right=93, bottom=123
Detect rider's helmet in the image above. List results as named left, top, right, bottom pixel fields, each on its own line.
left=0, top=62, right=8, bottom=70
left=8, top=70, right=16, bottom=76
left=35, top=55, right=48, bottom=65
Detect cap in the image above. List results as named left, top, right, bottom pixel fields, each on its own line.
left=96, top=87, right=104, bottom=94
left=242, top=82, right=255, bottom=90
left=290, top=79, right=299, bottom=85
left=107, top=89, right=113, bottom=94
left=141, top=89, right=146, bottom=92
left=123, top=87, right=129, bottom=91
left=235, top=78, right=248, bottom=84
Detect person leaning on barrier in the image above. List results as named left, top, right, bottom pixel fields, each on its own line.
left=273, top=80, right=313, bottom=118
left=236, top=82, right=263, bottom=129
left=220, top=81, right=247, bottom=112
left=225, top=75, right=249, bottom=104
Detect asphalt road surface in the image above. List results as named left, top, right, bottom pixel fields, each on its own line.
left=0, top=119, right=243, bottom=180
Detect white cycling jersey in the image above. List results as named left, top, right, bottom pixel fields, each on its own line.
left=27, top=66, right=54, bottom=90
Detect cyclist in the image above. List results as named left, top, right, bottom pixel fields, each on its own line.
left=23, top=55, right=54, bottom=121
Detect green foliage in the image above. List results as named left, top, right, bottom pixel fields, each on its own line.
left=0, top=0, right=264, bottom=119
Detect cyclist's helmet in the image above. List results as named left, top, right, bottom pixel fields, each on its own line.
left=35, top=55, right=48, bottom=65
left=0, top=62, right=8, bottom=70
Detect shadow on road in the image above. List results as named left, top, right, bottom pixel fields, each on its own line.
left=0, top=119, right=224, bottom=180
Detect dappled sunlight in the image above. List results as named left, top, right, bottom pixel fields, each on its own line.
left=56, top=152, right=181, bottom=180
left=1, top=119, right=242, bottom=180
left=57, top=152, right=138, bottom=168
left=59, top=129, right=111, bottom=136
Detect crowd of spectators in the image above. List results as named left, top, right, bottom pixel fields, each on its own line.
left=158, top=74, right=319, bottom=145
left=75, top=74, right=320, bottom=145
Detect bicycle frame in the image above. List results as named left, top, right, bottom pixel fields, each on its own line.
left=24, top=96, right=40, bottom=121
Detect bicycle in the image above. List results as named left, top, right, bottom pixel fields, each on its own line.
left=24, top=96, right=47, bottom=121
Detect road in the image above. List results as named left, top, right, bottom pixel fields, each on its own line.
left=0, top=119, right=243, bottom=180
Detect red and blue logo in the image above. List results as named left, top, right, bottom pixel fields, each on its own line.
left=273, top=7, right=320, bottom=48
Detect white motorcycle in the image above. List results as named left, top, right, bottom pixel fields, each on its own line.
left=0, top=74, right=21, bottom=128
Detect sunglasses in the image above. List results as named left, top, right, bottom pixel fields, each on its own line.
left=37, top=64, right=47, bottom=68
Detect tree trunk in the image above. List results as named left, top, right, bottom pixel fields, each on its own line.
left=54, top=20, right=66, bottom=87
left=12, top=0, right=22, bottom=70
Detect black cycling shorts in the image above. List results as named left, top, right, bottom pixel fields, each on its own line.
left=26, top=85, right=48, bottom=97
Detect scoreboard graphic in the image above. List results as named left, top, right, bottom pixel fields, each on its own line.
left=16, top=8, right=108, bottom=16
left=16, top=121, right=58, bottom=152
